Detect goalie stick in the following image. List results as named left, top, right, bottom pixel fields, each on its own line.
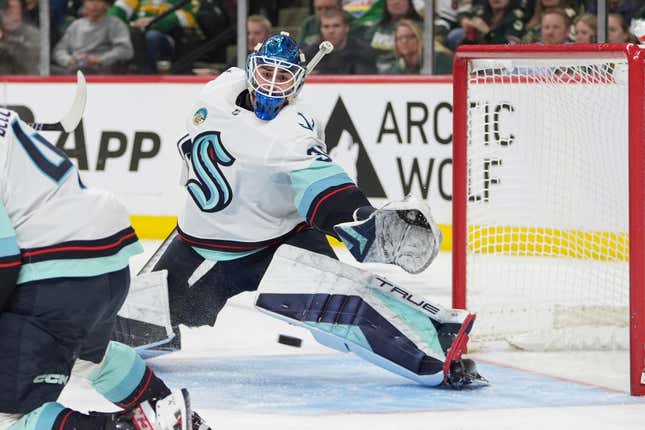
left=30, top=71, right=87, bottom=132
left=138, top=228, right=178, bottom=275
left=306, top=40, right=333, bottom=73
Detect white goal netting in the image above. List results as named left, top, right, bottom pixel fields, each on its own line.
left=463, top=57, right=630, bottom=352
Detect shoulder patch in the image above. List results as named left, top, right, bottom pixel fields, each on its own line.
left=193, top=107, right=208, bottom=125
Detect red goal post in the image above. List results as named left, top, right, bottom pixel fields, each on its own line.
left=452, top=44, right=645, bottom=396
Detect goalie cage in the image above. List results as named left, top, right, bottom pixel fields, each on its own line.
left=452, top=43, right=645, bottom=396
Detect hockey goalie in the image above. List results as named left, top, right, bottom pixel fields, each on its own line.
left=113, top=32, right=484, bottom=389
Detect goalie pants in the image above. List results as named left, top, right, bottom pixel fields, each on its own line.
left=153, top=227, right=336, bottom=328
left=0, top=268, right=130, bottom=413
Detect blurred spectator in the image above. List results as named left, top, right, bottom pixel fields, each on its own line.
left=539, top=7, right=570, bottom=44
left=193, top=0, right=229, bottom=41
left=523, top=0, right=580, bottom=24
left=632, top=7, right=645, bottom=42
left=0, top=0, right=39, bottom=74
left=353, top=0, right=428, bottom=23
left=227, top=14, right=271, bottom=69
left=434, top=0, right=528, bottom=45
left=522, top=0, right=576, bottom=43
left=51, top=0, right=69, bottom=31
left=573, top=13, right=595, bottom=43
left=343, top=0, right=380, bottom=18
left=302, top=8, right=376, bottom=74
left=434, top=0, right=461, bottom=44
left=109, top=0, right=197, bottom=73
left=440, top=0, right=533, bottom=35
left=519, top=0, right=537, bottom=21
left=585, top=0, right=638, bottom=27
left=382, top=18, right=452, bottom=74
left=636, top=4, right=645, bottom=20
left=53, top=0, right=133, bottom=74
left=607, top=12, right=639, bottom=43
left=360, top=0, right=423, bottom=73
left=444, top=0, right=471, bottom=50
left=20, top=0, right=37, bottom=25
left=352, top=0, right=384, bottom=24
left=247, top=14, right=271, bottom=51
left=249, top=0, right=293, bottom=27
left=4, top=0, right=81, bottom=45
left=298, top=0, right=352, bottom=47
left=454, top=0, right=526, bottom=46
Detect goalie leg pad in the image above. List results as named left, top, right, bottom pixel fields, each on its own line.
left=255, top=245, right=476, bottom=386
left=113, top=270, right=176, bottom=352
left=256, top=292, right=445, bottom=386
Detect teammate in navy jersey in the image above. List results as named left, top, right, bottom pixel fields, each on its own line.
left=0, top=110, right=210, bottom=430
left=150, top=32, right=482, bottom=388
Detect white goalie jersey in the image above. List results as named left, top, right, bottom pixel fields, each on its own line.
left=177, top=68, right=357, bottom=260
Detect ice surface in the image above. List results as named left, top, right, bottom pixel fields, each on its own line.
left=57, top=241, right=645, bottom=430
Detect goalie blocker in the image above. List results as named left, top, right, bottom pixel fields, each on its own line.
left=255, top=245, right=483, bottom=387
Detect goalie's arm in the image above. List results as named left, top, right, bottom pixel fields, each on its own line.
left=290, top=159, right=374, bottom=237
left=290, top=151, right=441, bottom=274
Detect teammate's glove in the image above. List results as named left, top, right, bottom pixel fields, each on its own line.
left=333, top=196, right=443, bottom=274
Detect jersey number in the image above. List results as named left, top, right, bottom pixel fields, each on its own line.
left=187, top=131, right=235, bottom=212
left=307, top=145, right=331, bottom=162
left=13, top=120, right=73, bottom=183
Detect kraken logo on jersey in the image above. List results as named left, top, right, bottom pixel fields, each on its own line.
left=187, top=131, right=235, bottom=212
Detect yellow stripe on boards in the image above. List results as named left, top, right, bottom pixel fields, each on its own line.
left=129, top=215, right=177, bottom=239
left=128, top=215, right=456, bottom=254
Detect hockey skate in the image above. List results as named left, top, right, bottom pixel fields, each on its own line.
left=446, top=358, right=488, bottom=388
left=440, top=314, right=487, bottom=388
left=106, top=389, right=211, bottom=430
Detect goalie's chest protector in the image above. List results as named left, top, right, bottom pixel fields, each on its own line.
left=0, top=109, right=134, bottom=250
left=179, top=69, right=323, bottom=247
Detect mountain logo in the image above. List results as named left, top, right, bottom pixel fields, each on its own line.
left=324, top=97, right=386, bottom=198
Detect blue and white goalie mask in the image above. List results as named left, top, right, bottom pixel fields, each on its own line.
left=246, top=32, right=306, bottom=121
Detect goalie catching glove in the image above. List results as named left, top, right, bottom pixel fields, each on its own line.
left=334, top=196, right=443, bottom=274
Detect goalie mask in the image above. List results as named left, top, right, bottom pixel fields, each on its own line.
left=246, top=32, right=306, bottom=121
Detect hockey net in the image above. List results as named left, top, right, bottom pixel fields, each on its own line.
left=452, top=44, right=645, bottom=395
